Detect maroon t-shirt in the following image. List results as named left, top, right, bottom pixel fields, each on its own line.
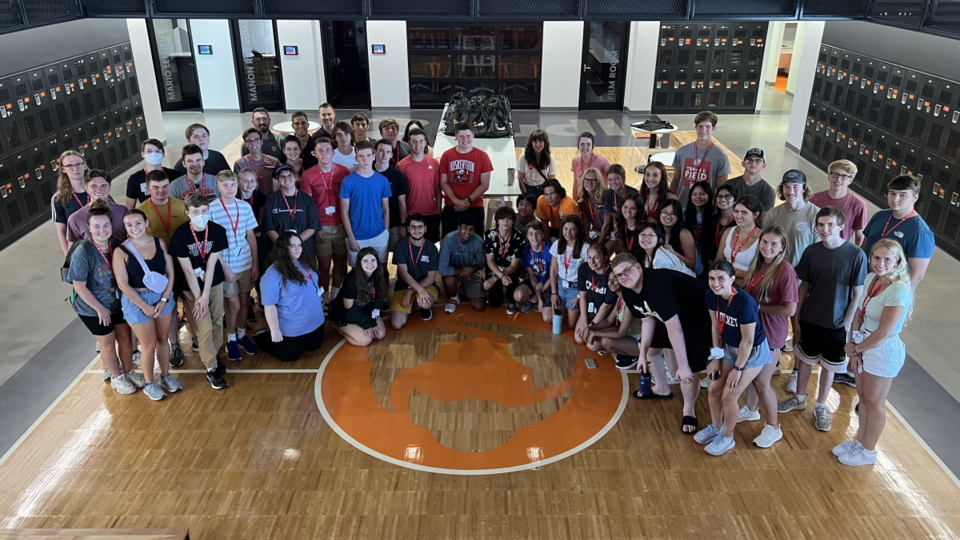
left=810, top=190, right=867, bottom=241
left=746, top=261, right=798, bottom=350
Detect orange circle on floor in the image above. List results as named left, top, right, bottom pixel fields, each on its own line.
left=316, top=309, right=628, bottom=475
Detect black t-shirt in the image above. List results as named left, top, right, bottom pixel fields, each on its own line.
left=240, top=190, right=267, bottom=225
left=483, top=227, right=526, bottom=271
left=577, top=264, right=618, bottom=316
left=175, top=149, right=231, bottom=177
left=376, top=166, right=410, bottom=229
left=169, top=221, right=227, bottom=289
left=52, top=191, right=89, bottom=224
left=331, top=269, right=389, bottom=328
left=125, top=167, right=179, bottom=204
left=262, top=190, right=321, bottom=255
left=241, top=133, right=282, bottom=160
left=621, top=268, right=711, bottom=329
left=393, top=237, right=440, bottom=292
left=603, top=185, right=639, bottom=214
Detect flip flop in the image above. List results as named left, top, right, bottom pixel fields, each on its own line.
left=632, top=389, right=673, bottom=400
left=681, top=415, right=698, bottom=435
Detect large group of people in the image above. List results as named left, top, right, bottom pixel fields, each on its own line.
left=54, top=107, right=933, bottom=467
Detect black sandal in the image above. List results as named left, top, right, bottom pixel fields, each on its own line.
left=681, top=415, right=698, bottom=435
left=632, top=389, right=673, bottom=400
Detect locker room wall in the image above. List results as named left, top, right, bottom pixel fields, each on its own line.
left=0, top=19, right=130, bottom=76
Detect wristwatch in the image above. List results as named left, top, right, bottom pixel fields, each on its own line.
left=159, top=297, right=169, bottom=303
left=732, top=365, right=744, bottom=372
left=465, top=196, right=473, bottom=204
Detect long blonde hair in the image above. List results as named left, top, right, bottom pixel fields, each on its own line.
left=743, top=225, right=788, bottom=303
left=577, top=166, right=607, bottom=204
left=869, top=238, right=914, bottom=321
left=56, top=150, right=87, bottom=207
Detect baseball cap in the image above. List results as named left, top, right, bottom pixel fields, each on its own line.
left=744, top=148, right=765, bottom=161
left=274, top=163, right=296, bottom=178
left=780, top=169, right=807, bottom=185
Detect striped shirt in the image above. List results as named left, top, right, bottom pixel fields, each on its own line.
left=208, top=198, right=258, bottom=272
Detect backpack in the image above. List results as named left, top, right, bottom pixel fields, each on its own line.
left=61, top=240, right=89, bottom=283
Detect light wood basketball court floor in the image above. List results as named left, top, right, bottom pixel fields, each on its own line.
left=1, top=135, right=958, bottom=540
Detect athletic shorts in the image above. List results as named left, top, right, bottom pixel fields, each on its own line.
left=859, top=329, right=905, bottom=378
left=647, top=320, right=711, bottom=373
left=390, top=285, right=440, bottom=314
left=78, top=309, right=127, bottom=336
left=795, top=319, right=848, bottom=373
left=223, top=269, right=254, bottom=298
left=722, top=338, right=772, bottom=369
left=447, top=271, right=486, bottom=299
left=121, top=290, right=175, bottom=326
left=348, top=228, right=388, bottom=266
left=315, top=224, right=346, bottom=257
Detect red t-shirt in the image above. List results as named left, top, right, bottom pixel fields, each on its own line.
left=439, top=147, right=493, bottom=209
left=300, top=163, right=350, bottom=226
left=748, top=261, right=798, bottom=350
left=810, top=190, right=868, bottom=242
left=398, top=155, right=441, bottom=216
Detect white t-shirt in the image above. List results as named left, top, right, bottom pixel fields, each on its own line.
left=550, top=240, right=590, bottom=283
left=517, top=154, right=557, bottom=187
left=332, top=148, right=358, bottom=171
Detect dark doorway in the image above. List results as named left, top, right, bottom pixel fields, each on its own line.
left=231, top=19, right=285, bottom=112
left=579, top=21, right=630, bottom=110
left=148, top=19, right=202, bottom=111
left=322, top=21, right=371, bottom=109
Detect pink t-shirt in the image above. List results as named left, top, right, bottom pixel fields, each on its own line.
left=571, top=153, right=611, bottom=196
left=397, top=155, right=441, bottom=216
left=810, top=190, right=867, bottom=241
left=746, top=261, right=798, bottom=350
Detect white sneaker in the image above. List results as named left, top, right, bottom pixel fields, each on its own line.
left=110, top=373, right=136, bottom=395
left=784, top=336, right=793, bottom=352
left=753, top=424, right=783, bottom=448
left=699, top=376, right=709, bottom=389
left=832, top=440, right=860, bottom=457
left=132, top=350, right=141, bottom=368
left=737, top=405, right=761, bottom=423
left=125, top=370, right=146, bottom=389
left=667, top=373, right=681, bottom=386
left=694, top=424, right=721, bottom=445
left=445, top=296, right=460, bottom=314
left=838, top=444, right=877, bottom=467
left=786, top=371, right=798, bottom=394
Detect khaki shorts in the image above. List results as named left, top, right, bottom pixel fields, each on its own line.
left=223, top=269, right=253, bottom=298
left=390, top=285, right=440, bottom=314
left=315, top=224, right=346, bottom=257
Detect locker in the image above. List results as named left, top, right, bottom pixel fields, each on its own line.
left=671, top=70, right=691, bottom=108
left=801, top=106, right=823, bottom=169
left=694, top=25, right=713, bottom=69
left=40, top=64, right=68, bottom=136
left=927, top=81, right=960, bottom=160
left=721, top=70, right=742, bottom=108
left=849, top=123, right=875, bottom=193
left=123, top=44, right=139, bottom=99
left=713, top=25, right=731, bottom=66
left=3, top=72, right=42, bottom=151
left=891, top=139, right=922, bottom=178
left=866, top=131, right=893, bottom=198
left=46, top=135, right=64, bottom=183
left=746, top=23, right=765, bottom=66
left=676, top=25, right=695, bottom=67
left=654, top=68, right=671, bottom=109
left=938, top=172, right=960, bottom=249
left=56, top=58, right=84, bottom=125
left=133, top=98, right=146, bottom=143
left=9, top=146, right=47, bottom=221
left=741, top=69, right=760, bottom=109
left=706, top=68, right=724, bottom=108
left=916, top=154, right=952, bottom=238
left=0, top=160, right=10, bottom=244
left=903, top=73, right=939, bottom=147
left=658, top=25, right=677, bottom=66
left=0, top=157, right=28, bottom=235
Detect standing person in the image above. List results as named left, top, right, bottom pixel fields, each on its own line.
left=300, top=137, right=350, bottom=304
left=670, top=111, right=731, bottom=205
left=711, top=185, right=738, bottom=260
left=53, top=150, right=89, bottom=256
left=263, top=164, right=321, bottom=262
left=238, top=167, right=268, bottom=322
left=375, top=139, right=410, bottom=256
left=762, top=170, right=820, bottom=267
left=114, top=209, right=181, bottom=400
left=340, top=140, right=392, bottom=265
left=170, top=193, right=230, bottom=390
left=66, top=199, right=139, bottom=394
left=571, top=131, right=611, bottom=196
left=837, top=240, right=914, bottom=466
left=209, top=171, right=260, bottom=362
left=125, top=140, right=180, bottom=208
left=390, top=214, right=440, bottom=328
left=517, top=129, right=556, bottom=198
left=696, top=260, right=779, bottom=456
left=514, top=193, right=540, bottom=236
left=575, top=243, right=618, bottom=351
left=514, top=222, right=553, bottom=321
left=255, top=231, right=326, bottom=362
left=483, top=206, right=526, bottom=314
left=279, top=136, right=305, bottom=178
left=599, top=164, right=637, bottom=248
left=811, top=160, right=868, bottom=245
left=397, top=127, right=442, bottom=243
left=439, top=124, right=493, bottom=237
left=778, top=207, right=867, bottom=431
left=716, top=195, right=763, bottom=283
left=636, top=222, right=695, bottom=276
left=658, top=200, right=697, bottom=272
left=171, top=145, right=221, bottom=199
left=639, top=162, right=677, bottom=222
left=577, top=168, right=611, bottom=247
left=611, top=252, right=713, bottom=432
left=174, top=123, right=231, bottom=176
left=234, top=128, right=280, bottom=196
left=550, top=215, right=590, bottom=331
left=331, top=121, right=358, bottom=171
left=723, top=148, right=776, bottom=212
left=351, top=112, right=370, bottom=143
left=317, top=103, right=336, bottom=139
left=378, top=117, right=411, bottom=166
left=240, top=108, right=282, bottom=159
left=536, top=179, right=581, bottom=241
left=331, top=247, right=389, bottom=347
left=682, top=181, right=719, bottom=278
left=615, top=193, right=644, bottom=259
left=439, top=214, right=487, bottom=313
left=403, top=120, right=433, bottom=157
left=290, top=111, right=319, bottom=170
left=67, top=170, right=127, bottom=242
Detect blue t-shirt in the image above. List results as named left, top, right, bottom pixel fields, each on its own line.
left=339, top=171, right=392, bottom=241
left=862, top=209, right=935, bottom=259
left=706, top=286, right=765, bottom=348
left=520, top=244, right=553, bottom=286
left=260, top=261, right=325, bottom=337
left=393, top=237, right=440, bottom=292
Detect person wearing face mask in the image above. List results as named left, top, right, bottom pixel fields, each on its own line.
left=375, top=139, right=410, bottom=256
left=233, top=128, right=280, bottom=196
left=723, top=148, right=775, bottom=212
left=331, top=121, right=358, bottom=171
left=517, top=129, right=556, bottom=199
left=171, top=145, right=221, bottom=199
left=332, top=246, right=389, bottom=347
left=125, top=139, right=180, bottom=208
left=53, top=150, right=90, bottom=256
left=639, top=162, right=677, bottom=222
left=240, top=108, right=282, bottom=159
left=571, top=131, right=611, bottom=196
left=67, top=170, right=127, bottom=242
left=599, top=164, right=637, bottom=248
left=174, top=123, right=230, bottom=177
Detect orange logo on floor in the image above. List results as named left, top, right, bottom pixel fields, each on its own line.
left=317, top=310, right=627, bottom=474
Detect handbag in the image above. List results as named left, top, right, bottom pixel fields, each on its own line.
left=124, top=239, right=169, bottom=294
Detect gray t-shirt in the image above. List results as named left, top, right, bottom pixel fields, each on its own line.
left=170, top=174, right=222, bottom=200
left=724, top=176, right=776, bottom=212
left=68, top=240, right=121, bottom=317
left=795, top=241, right=867, bottom=329
left=671, top=142, right=731, bottom=206
left=762, top=201, right=821, bottom=267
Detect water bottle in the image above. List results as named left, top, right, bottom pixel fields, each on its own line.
left=638, top=369, right=652, bottom=396
left=552, top=312, right=563, bottom=335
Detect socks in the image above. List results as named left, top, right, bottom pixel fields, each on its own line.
left=227, top=333, right=237, bottom=342
left=451, top=294, right=460, bottom=303
left=331, top=287, right=340, bottom=299
left=237, top=328, right=246, bottom=339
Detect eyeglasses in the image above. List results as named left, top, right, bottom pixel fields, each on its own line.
left=407, top=224, right=426, bottom=230
left=583, top=177, right=598, bottom=183
left=292, top=121, right=308, bottom=126
left=62, top=163, right=85, bottom=170
left=829, top=172, right=853, bottom=180
left=638, top=233, right=658, bottom=239
left=716, top=194, right=735, bottom=201
left=745, top=159, right=764, bottom=164
left=660, top=212, right=677, bottom=218
left=613, top=267, right=635, bottom=281
left=244, top=139, right=262, bottom=144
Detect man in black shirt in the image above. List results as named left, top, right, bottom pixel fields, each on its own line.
left=125, top=139, right=179, bottom=208
left=390, top=214, right=440, bottom=328
left=263, top=164, right=321, bottom=259
left=612, top=252, right=712, bottom=433
left=483, top=206, right=526, bottom=314
left=316, top=103, right=336, bottom=140
left=378, top=117, right=411, bottom=166
left=240, top=108, right=282, bottom=159
left=374, top=139, right=410, bottom=256
left=174, top=123, right=231, bottom=176
left=290, top=111, right=319, bottom=171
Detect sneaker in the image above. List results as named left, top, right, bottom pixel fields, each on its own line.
left=666, top=372, right=681, bottom=386
left=206, top=369, right=228, bottom=390
left=226, top=340, right=242, bottom=362
left=753, top=424, right=783, bottom=448
left=238, top=335, right=259, bottom=355
left=125, top=370, right=146, bottom=389
left=699, top=376, right=710, bottom=389
left=694, top=424, right=722, bottom=445
left=814, top=404, right=832, bottom=431
left=786, top=370, right=798, bottom=393
left=784, top=336, right=793, bottom=352
left=521, top=300, right=535, bottom=314
left=247, top=304, right=257, bottom=323
left=506, top=302, right=519, bottom=315
left=170, top=344, right=184, bottom=367
left=737, top=405, right=761, bottom=423
left=778, top=394, right=807, bottom=414
left=838, top=444, right=877, bottom=467
left=191, top=336, right=199, bottom=352
left=615, top=355, right=638, bottom=370
left=833, top=373, right=857, bottom=387
left=773, top=366, right=783, bottom=376
left=216, top=355, right=227, bottom=375
left=110, top=373, right=136, bottom=395
left=132, top=350, right=141, bottom=368
left=420, top=308, right=433, bottom=321
left=96, top=341, right=101, bottom=353
left=704, top=433, right=736, bottom=456
left=445, top=297, right=460, bottom=314
left=832, top=440, right=860, bottom=457
left=159, top=374, right=182, bottom=393
left=143, top=381, right=167, bottom=401
left=103, top=369, right=111, bottom=382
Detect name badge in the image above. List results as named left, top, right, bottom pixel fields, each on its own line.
left=588, top=304, right=595, bottom=314
left=852, top=330, right=864, bottom=344
left=711, top=347, right=724, bottom=359
left=371, top=309, right=380, bottom=319
left=194, top=267, right=205, bottom=282
left=589, top=230, right=599, bottom=239
left=421, top=255, right=429, bottom=263
left=317, top=286, right=325, bottom=299
left=140, top=182, right=148, bottom=195
left=325, top=206, right=336, bottom=216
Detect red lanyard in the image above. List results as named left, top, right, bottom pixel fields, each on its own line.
left=694, top=219, right=702, bottom=242
left=498, top=230, right=511, bottom=261
left=301, top=268, right=318, bottom=290
left=282, top=191, right=298, bottom=223
left=408, top=239, right=426, bottom=270
left=149, top=199, right=172, bottom=234
left=93, top=241, right=113, bottom=272
left=586, top=198, right=597, bottom=224
left=590, top=268, right=607, bottom=296
left=625, top=228, right=635, bottom=252
left=530, top=246, right=545, bottom=276
left=729, top=226, right=757, bottom=263
left=716, top=287, right=737, bottom=336
left=369, top=280, right=376, bottom=299
left=219, top=198, right=240, bottom=240
left=693, top=142, right=714, bottom=177
left=72, top=191, right=86, bottom=208
left=251, top=158, right=264, bottom=186
left=881, top=210, right=916, bottom=239
left=747, top=266, right=767, bottom=296
left=859, top=276, right=886, bottom=326
left=189, top=224, right=209, bottom=261
left=562, top=247, right=573, bottom=273
left=186, top=175, right=208, bottom=195
left=715, top=215, right=731, bottom=247
left=643, top=252, right=652, bottom=268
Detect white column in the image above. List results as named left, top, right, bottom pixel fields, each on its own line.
left=540, top=21, right=584, bottom=110
left=367, top=21, right=410, bottom=109
left=125, top=19, right=166, bottom=142
left=623, top=21, right=660, bottom=113
left=188, top=19, right=241, bottom=112
left=763, top=22, right=786, bottom=85
left=276, top=20, right=326, bottom=111
left=786, top=21, right=825, bottom=151
left=786, top=22, right=812, bottom=96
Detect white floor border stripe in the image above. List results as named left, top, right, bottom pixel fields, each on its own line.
left=84, top=368, right=318, bottom=374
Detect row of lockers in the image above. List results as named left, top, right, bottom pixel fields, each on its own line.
left=0, top=42, right=146, bottom=251
left=653, top=66, right=762, bottom=111
left=656, top=23, right=767, bottom=68
left=801, top=99, right=960, bottom=260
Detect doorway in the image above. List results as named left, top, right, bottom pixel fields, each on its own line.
left=579, top=21, right=630, bottom=110
left=231, top=20, right=285, bottom=112
left=322, top=21, right=371, bottom=109
left=148, top=19, right=202, bottom=111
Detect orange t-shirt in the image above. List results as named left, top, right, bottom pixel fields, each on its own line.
left=536, top=196, right=581, bottom=230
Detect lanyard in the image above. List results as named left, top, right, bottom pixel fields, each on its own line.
left=715, top=215, right=731, bottom=247
left=189, top=224, right=209, bottom=261
left=498, top=230, right=512, bottom=261
left=590, top=268, right=607, bottom=297
left=586, top=198, right=598, bottom=224
left=694, top=218, right=702, bottom=242
left=93, top=241, right=113, bottom=272
left=693, top=142, right=714, bottom=176
left=301, top=268, right=318, bottom=290
left=643, top=251, right=653, bottom=268
left=149, top=199, right=172, bottom=234
left=613, top=187, right=626, bottom=214
left=251, top=157, right=264, bottom=186
left=562, top=247, right=573, bottom=274
left=625, top=229, right=635, bottom=253
left=881, top=210, right=916, bottom=239
left=408, top=239, right=426, bottom=270
left=716, top=287, right=737, bottom=337
left=219, top=198, right=240, bottom=239
left=72, top=191, right=86, bottom=208
left=529, top=245, right=545, bottom=277
left=729, top=226, right=757, bottom=263
left=747, top=265, right=767, bottom=296
left=185, top=175, right=208, bottom=195
left=369, top=280, right=376, bottom=300
left=859, top=276, right=886, bottom=326
left=282, top=191, right=298, bottom=223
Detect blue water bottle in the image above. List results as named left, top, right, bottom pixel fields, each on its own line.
left=553, top=312, right=563, bottom=335
left=638, top=369, right=652, bottom=396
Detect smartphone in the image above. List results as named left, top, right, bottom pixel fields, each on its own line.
left=585, top=358, right=597, bottom=369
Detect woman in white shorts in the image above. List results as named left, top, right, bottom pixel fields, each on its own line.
left=838, top=239, right=914, bottom=467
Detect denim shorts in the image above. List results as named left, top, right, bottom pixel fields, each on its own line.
left=556, top=279, right=580, bottom=312
left=722, top=338, right=771, bottom=369
left=860, top=330, right=905, bottom=378
left=122, top=289, right=175, bottom=325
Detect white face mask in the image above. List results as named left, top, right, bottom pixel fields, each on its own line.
left=144, top=152, right=164, bottom=166
left=190, top=214, right=210, bottom=228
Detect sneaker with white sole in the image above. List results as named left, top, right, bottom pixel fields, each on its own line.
left=699, top=376, right=710, bottom=389
left=615, top=355, right=638, bottom=370
left=784, top=336, right=793, bottom=352
left=420, top=308, right=433, bottom=321
left=737, top=405, right=761, bottom=423
left=832, top=440, right=860, bottom=457
left=778, top=394, right=807, bottom=414
left=694, top=424, right=722, bottom=445
left=666, top=373, right=681, bottom=386
left=786, top=370, right=798, bottom=393
left=110, top=373, right=137, bottom=395
left=833, top=373, right=857, bottom=387
left=125, top=370, right=146, bottom=389
left=192, top=336, right=199, bottom=352
left=206, top=369, right=228, bottom=390
left=160, top=374, right=182, bottom=393
left=143, top=381, right=167, bottom=401
left=704, top=433, right=736, bottom=456
left=814, top=404, right=832, bottom=431
left=506, top=302, right=519, bottom=316
left=237, top=335, right=259, bottom=355
left=753, top=424, right=783, bottom=448
left=521, top=300, right=535, bottom=314
left=170, top=344, right=184, bottom=367
left=445, top=297, right=460, bottom=314
left=838, top=444, right=877, bottom=467
left=132, top=350, right=141, bottom=367
left=103, top=369, right=111, bottom=383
